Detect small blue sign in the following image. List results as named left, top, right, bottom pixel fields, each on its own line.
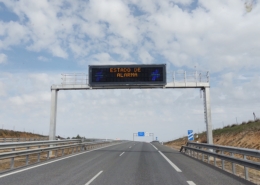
left=188, top=130, right=194, bottom=141
left=138, top=132, right=145, bottom=136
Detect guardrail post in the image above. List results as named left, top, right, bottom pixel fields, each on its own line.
left=10, top=148, right=15, bottom=169
left=37, top=146, right=41, bottom=162
left=221, top=151, right=225, bottom=170
left=231, top=153, right=236, bottom=175
left=214, top=150, right=216, bottom=166
left=55, top=150, right=58, bottom=157
left=244, top=155, right=248, bottom=180
left=202, top=154, right=204, bottom=161
left=26, top=147, right=29, bottom=165
left=4, top=138, right=6, bottom=142
left=62, top=149, right=64, bottom=156
left=47, top=151, right=50, bottom=160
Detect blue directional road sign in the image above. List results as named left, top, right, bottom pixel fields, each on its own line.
left=188, top=130, right=194, bottom=141
left=138, top=132, right=145, bottom=136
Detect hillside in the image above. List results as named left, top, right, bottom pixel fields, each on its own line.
left=165, top=119, right=260, bottom=150
left=0, top=129, right=45, bottom=138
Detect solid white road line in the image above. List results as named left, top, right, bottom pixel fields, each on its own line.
left=85, top=171, right=103, bottom=185
left=158, top=151, right=182, bottom=172
left=119, top=152, right=125, bottom=156
left=0, top=142, right=125, bottom=179
left=150, top=144, right=158, bottom=150
left=187, top=181, right=196, bottom=185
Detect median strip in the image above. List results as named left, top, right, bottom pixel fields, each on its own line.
left=85, top=171, right=103, bottom=185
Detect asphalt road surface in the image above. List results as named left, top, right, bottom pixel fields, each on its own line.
left=0, top=141, right=254, bottom=185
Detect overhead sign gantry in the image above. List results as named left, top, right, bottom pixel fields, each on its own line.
left=49, top=64, right=213, bottom=144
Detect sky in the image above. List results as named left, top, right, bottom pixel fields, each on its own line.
left=0, top=0, right=260, bottom=142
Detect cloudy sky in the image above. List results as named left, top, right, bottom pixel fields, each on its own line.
left=0, top=0, right=259, bottom=141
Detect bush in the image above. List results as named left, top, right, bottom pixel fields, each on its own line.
left=241, top=122, right=247, bottom=125
left=231, top=124, right=237, bottom=127
left=247, top=120, right=254, bottom=124
left=224, top=125, right=231, bottom=128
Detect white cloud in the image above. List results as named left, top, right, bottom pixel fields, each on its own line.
left=0, top=0, right=259, bottom=72
left=37, top=56, right=49, bottom=62
left=0, top=53, right=7, bottom=64
left=0, top=81, right=6, bottom=96
left=138, top=49, right=154, bottom=64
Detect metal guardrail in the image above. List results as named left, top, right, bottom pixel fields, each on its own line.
left=0, top=137, right=48, bottom=143
left=0, top=139, right=121, bottom=172
left=180, top=142, right=260, bottom=181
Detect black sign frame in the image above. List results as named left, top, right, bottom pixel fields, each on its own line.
left=89, top=64, right=166, bottom=87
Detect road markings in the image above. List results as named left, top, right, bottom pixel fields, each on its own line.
left=187, top=181, right=196, bottom=185
left=158, top=151, right=182, bottom=172
left=150, top=143, right=158, bottom=150
left=85, top=171, right=103, bottom=185
left=119, top=152, right=125, bottom=156
left=150, top=144, right=158, bottom=150
left=0, top=142, right=125, bottom=179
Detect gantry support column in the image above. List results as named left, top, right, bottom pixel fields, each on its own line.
left=49, top=89, right=58, bottom=141
left=203, top=87, right=213, bottom=145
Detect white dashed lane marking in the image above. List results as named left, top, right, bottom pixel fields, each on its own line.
left=187, top=181, right=196, bottom=185
left=85, top=171, right=103, bottom=185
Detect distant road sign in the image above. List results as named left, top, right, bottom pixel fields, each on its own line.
left=89, top=64, right=166, bottom=87
left=188, top=130, right=194, bottom=141
left=138, top=132, right=145, bottom=137
left=145, top=132, right=150, bottom=136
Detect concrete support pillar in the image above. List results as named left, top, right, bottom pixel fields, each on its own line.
left=49, top=89, right=58, bottom=141
left=203, top=87, right=213, bottom=145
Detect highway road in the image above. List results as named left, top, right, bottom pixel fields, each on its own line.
left=0, top=141, right=254, bottom=185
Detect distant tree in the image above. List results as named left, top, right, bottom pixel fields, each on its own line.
left=75, top=134, right=81, bottom=139
left=72, top=134, right=82, bottom=139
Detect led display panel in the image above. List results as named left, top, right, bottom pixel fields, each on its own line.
left=89, top=64, right=166, bottom=86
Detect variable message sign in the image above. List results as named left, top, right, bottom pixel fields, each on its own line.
left=89, top=64, right=166, bottom=86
